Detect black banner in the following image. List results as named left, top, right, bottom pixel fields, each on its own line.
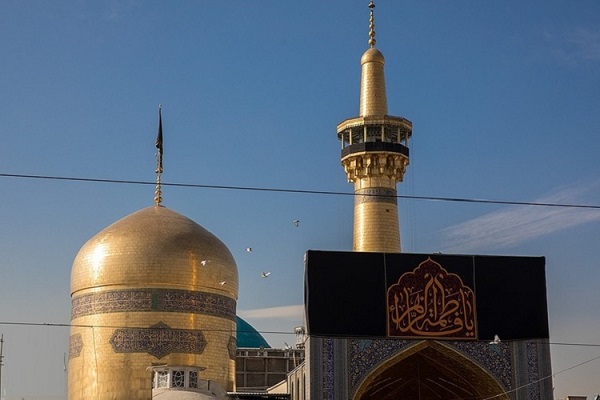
left=304, top=251, right=549, bottom=341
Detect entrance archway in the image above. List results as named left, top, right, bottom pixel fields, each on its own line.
left=354, top=341, right=509, bottom=400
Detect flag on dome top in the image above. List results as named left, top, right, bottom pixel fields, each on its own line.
left=155, top=106, right=163, bottom=175
left=156, top=106, right=163, bottom=156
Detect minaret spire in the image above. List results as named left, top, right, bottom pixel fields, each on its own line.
left=337, top=2, right=413, bottom=253
left=154, top=105, right=163, bottom=206
left=360, top=1, right=387, bottom=117
left=368, top=1, right=376, bottom=48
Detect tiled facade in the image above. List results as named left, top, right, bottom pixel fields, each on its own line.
left=306, top=337, right=553, bottom=400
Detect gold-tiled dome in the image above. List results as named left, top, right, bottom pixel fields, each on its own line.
left=71, top=205, right=238, bottom=298
left=68, top=205, right=238, bottom=398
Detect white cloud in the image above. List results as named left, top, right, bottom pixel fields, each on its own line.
left=546, top=26, right=600, bottom=65
left=238, top=304, right=304, bottom=320
left=101, top=0, right=140, bottom=21
left=568, top=28, right=600, bottom=61
left=440, top=181, right=600, bottom=253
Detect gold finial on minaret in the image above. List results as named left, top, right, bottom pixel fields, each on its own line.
left=154, top=105, right=163, bottom=206
left=368, top=1, right=376, bottom=48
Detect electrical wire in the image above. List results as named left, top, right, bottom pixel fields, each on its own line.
left=3, top=171, right=600, bottom=397
left=1, top=319, right=598, bottom=399
left=0, top=320, right=297, bottom=336
left=482, top=352, right=600, bottom=400
left=1, top=172, right=600, bottom=210
left=1, top=320, right=599, bottom=348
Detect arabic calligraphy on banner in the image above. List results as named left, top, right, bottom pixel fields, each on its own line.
left=387, top=258, right=477, bottom=339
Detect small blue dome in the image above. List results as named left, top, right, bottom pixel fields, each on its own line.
left=236, top=316, right=271, bottom=348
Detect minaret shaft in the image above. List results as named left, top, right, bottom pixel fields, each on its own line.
left=360, top=50, right=388, bottom=117
left=353, top=177, right=400, bottom=252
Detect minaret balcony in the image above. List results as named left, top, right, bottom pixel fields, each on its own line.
left=337, top=115, right=412, bottom=159
left=341, top=141, right=409, bottom=159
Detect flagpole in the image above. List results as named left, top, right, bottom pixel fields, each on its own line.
left=154, top=105, right=164, bottom=206
left=0, top=334, right=4, bottom=400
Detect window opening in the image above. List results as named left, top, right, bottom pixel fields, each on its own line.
left=172, top=370, right=185, bottom=388
left=157, top=371, right=169, bottom=388
left=189, top=370, right=199, bottom=388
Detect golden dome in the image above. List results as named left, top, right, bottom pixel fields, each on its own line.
left=71, top=205, right=238, bottom=299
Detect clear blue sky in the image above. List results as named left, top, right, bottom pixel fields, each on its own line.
left=1, top=1, right=600, bottom=399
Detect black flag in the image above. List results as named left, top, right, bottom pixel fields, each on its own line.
left=155, top=106, right=163, bottom=174
left=156, top=106, right=163, bottom=155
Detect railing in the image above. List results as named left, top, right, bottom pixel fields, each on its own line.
left=341, top=142, right=409, bottom=158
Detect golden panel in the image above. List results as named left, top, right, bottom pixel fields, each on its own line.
left=353, top=199, right=400, bottom=253
left=68, top=313, right=236, bottom=399
left=351, top=171, right=401, bottom=252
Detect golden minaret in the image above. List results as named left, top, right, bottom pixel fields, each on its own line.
left=337, top=1, right=412, bottom=253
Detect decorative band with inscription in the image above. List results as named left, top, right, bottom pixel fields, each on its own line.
left=69, top=333, right=83, bottom=359
left=71, top=288, right=236, bottom=321
left=109, top=321, right=206, bottom=359
left=355, top=188, right=397, bottom=205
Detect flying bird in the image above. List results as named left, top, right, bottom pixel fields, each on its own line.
left=219, top=281, right=227, bottom=286
left=261, top=272, right=271, bottom=278
left=489, top=334, right=501, bottom=345
left=200, top=259, right=210, bottom=266
left=245, top=247, right=253, bottom=253
left=292, top=220, right=300, bottom=227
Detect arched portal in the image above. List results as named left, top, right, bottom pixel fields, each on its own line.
left=354, top=341, right=509, bottom=400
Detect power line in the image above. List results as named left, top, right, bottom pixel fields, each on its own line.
left=3, top=172, right=599, bottom=396
left=2, top=320, right=599, bottom=399
left=482, top=352, right=600, bottom=400
left=2, top=172, right=600, bottom=210
left=1, top=320, right=600, bottom=348
left=0, top=320, right=296, bottom=336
